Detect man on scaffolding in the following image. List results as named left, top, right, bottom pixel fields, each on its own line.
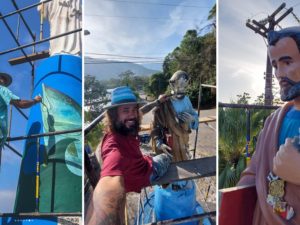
left=88, top=86, right=172, bottom=225
left=0, top=72, right=42, bottom=166
left=238, top=27, right=300, bottom=224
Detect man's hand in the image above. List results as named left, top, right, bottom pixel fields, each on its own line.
left=88, top=176, right=126, bottom=225
left=178, top=112, right=195, bottom=124
left=273, top=137, right=300, bottom=185
left=157, top=142, right=173, bottom=158
left=150, top=153, right=172, bottom=183
left=33, top=95, right=42, bottom=103
left=157, top=94, right=169, bottom=104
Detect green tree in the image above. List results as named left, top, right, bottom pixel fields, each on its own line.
left=85, top=111, right=103, bottom=152
left=119, top=70, right=135, bottom=87
left=219, top=93, right=274, bottom=188
left=162, top=29, right=216, bottom=107
left=144, top=72, right=169, bottom=98
left=84, top=75, right=107, bottom=119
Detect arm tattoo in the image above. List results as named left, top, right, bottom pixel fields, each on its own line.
left=95, top=190, right=126, bottom=225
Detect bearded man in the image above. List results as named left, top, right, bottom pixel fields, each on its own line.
left=88, top=86, right=171, bottom=225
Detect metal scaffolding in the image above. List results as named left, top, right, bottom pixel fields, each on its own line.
left=84, top=97, right=217, bottom=224
left=0, top=0, right=82, bottom=216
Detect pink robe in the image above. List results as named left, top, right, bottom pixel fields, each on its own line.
left=238, top=102, right=300, bottom=225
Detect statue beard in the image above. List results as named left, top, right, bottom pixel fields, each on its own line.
left=171, top=90, right=186, bottom=100
left=114, top=118, right=140, bottom=136
left=279, top=77, right=300, bottom=101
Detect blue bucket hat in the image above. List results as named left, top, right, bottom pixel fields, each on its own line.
left=104, top=86, right=143, bottom=109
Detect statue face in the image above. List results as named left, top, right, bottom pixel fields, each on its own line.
left=268, top=37, right=300, bottom=101
left=169, top=73, right=189, bottom=98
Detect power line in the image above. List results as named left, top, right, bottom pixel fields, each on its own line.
left=85, top=51, right=171, bottom=56
left=85, top=52, right=165, bottom=60
left=85, top=14, right=201, bottom=21
left=85, top=60, right=164, bottom=64
left=100, top=0, right=209, bottom=8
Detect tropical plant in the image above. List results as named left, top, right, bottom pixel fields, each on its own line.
left=85, top=111, right=104, bottom=152
left=219, top=93, right=275, bottom=189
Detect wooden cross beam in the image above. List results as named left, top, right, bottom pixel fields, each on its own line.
left=8, top=50, right=49, bottom=65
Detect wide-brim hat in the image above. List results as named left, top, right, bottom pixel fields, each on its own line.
left=0, top=72, right=12, bottom=87
left=104, top=86, right=144, bottom=110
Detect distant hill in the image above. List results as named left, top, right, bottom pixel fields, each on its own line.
left=84, top=58, right=160, bottom=80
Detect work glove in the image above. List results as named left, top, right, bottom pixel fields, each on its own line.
left=273, top=137, right=300, bottom=185
left=150, top=153, right=172, bottom=183
left=178, top=112, right=195, bottom=124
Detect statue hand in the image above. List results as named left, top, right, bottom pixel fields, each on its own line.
left=273, top=137, right=300, bottom=185
left=178, top=112, right=194, bottom=124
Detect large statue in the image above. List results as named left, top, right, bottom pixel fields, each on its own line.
left=151, top=71, right=200, bottom=223
left=152, top=70, right=199, bottom=162
left=238, top=27, right=300, bottom=224
left=38, top=0, right=82, bottom=56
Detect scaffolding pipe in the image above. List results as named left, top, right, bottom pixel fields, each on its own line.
left=39, top=1, right=44, bottom=41
left=219, top=103, right=280, bottom=110
left=0, top=12, right=34, bottom=68
left=4, top=143, right=22, bottom=157
left=0, top=212, right=81, bottom=217
left=0, top=0, right=52, bottom=20
left=7, top=128, right=82, bottom=142
left=8, top=105, right=13, bottom=140
left=84, top=111, right=105, bottom=136
left=0, top=28, right=82, bottom=56
left=193, top=83, right=216, bottom=159
left=11, top=0, right=36, bottom=40
left=146, top=211, right=216, bottom=225
left=16, top=15, right=20, bottom=40
left=193, top=83, right=202, bottom=159
left=201, top=84, right=216, bottom=89
left=35, top=137, right=40, bottom=212
left=15, top=107, right=29, bottom=120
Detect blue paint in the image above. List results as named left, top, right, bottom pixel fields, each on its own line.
left=14, top=55, right=82, bottom=213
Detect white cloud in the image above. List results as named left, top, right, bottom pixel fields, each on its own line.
left=0, top=190, right=16, bottom=213
left=84, top=0, right=214, bottom=57
left=219, top=0, right=300, bottom=102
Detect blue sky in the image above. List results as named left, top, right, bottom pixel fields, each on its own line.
left=84, top=0, right=215, bottom=71
left=0, top=0, right=50, bottom=212
left=219, top=0, right=300, bottom=103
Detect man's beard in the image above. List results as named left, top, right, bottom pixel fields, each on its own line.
left=280, top=77, right=300, bottom=101
left=114, top=118, right=140, bottom=136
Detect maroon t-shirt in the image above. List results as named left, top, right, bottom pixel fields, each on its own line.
left=100, top=132, right=153, bottom=193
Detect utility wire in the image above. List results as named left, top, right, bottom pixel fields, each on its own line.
left=85, top=14, right=201, bottom=21
left=85, top=60, right=164, bottom=64
left=100, top=0, right=209, bottom=8
left=86, top=51, right=171, bottom=56
left=85, top=52, right=165, bottom=60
